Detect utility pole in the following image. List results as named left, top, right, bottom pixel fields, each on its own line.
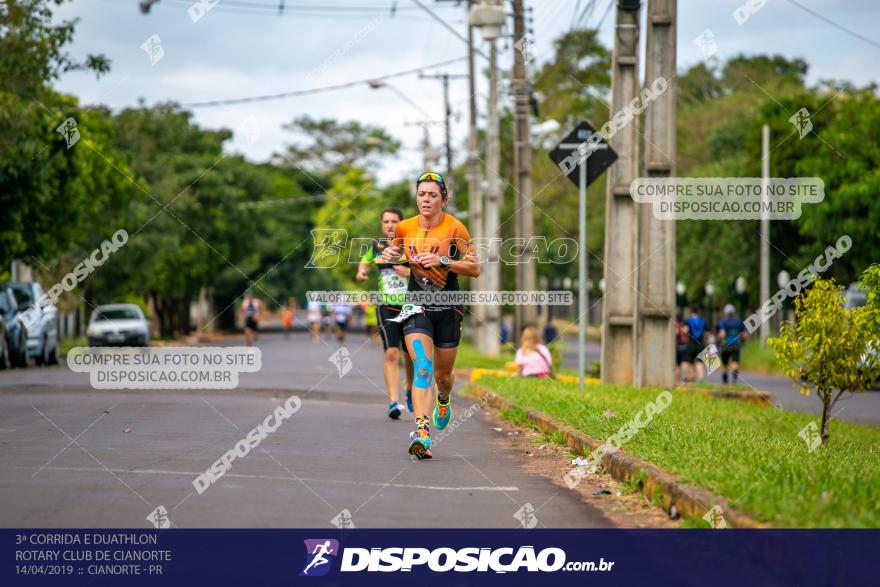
left=405, top=121, right=444, bottom=170
left=418, top=72, right=467, bottom=177
left=760, top=123, right=770, bottom=345
left=466, top=0, right=486, bottom=352
left=470, top=0, right=505, bottom=356
left=634, top=0, right=677, bottom=387
left=483, top=37, right=502, bottom=356
left=601, top=0, right=642, bottom=384
left=512, top=0, right=536, bottom=345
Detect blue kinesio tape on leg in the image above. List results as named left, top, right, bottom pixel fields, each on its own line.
left=412, top=340, right=434, bottom=388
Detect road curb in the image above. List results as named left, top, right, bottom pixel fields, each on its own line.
left=466, top=383, right=768, bottom=528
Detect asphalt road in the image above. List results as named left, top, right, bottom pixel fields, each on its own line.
left=562, top=336, right=880, bottom=425
left=0, top=331, right=611, bottom=529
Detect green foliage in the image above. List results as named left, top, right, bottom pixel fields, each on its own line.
left=858, top=263, right=880, bottom=333
left=0, top=0, right=109, bottom=99
left=276, top=115, right=400, bottom=173
left=1, top=0, right=119, bottom=265
left=675, top=54, right=879, bottom=311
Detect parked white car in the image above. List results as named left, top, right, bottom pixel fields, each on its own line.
left=87, top=304, right=151, bottom=347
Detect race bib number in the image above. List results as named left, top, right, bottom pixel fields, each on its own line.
left=380, top=269, right=408, bottom=295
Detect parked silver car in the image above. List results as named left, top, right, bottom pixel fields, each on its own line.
left=87, top=304, right=151, bottom=347
left=0, top=281, right=58, bottom=365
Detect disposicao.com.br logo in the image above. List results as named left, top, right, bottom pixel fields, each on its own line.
left=301, top=541, right=614, bottom=575
left=300, top=539, right=340, bottom=577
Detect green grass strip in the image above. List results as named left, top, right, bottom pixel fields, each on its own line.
left=476, top=376, right=880, bottom=527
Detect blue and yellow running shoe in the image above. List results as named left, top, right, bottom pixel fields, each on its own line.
left=408, top=428, right=432, bottom=460
left=432, top=393, right=452, bottom=430
left=405, top=388, right=413, bottom=413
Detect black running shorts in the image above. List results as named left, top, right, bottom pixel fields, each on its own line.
left=720, top=347, right=741, bottom=365
left=376, top=305, right=404, bottom=350
left=402, top=308, right=464, bottom=349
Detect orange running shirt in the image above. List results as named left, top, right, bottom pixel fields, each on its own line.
left=393, top=213, right=476, bottom=293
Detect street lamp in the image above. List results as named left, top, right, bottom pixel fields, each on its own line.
left=735, top=276, right=747, bottom=316
left=777, top=269, right=792, bottom=328
left=367, top=80, right=430, bottom=118
left=676, top=281, right=686, bottom=317
left=777, top=269, right=791, bottom=289
left=562, top=277, right=573, bottom=319
left=705, top=281, right=715, bottom=331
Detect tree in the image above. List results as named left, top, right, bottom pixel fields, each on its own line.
left=0, top=0, right=109, bottom=100
left=1, top=0, right=116, bottom=266
left=674, top=54, right=813, bottom=308
left=769, top=277, right=879, bottom=445
left=275, top=115, right=400, bottom=173
left=310, top=167, right=412, bottom=291
left=793, top=89, right=880, bottom=278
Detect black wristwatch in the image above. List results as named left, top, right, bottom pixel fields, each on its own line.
left=439, top=255, right=450, bottom=267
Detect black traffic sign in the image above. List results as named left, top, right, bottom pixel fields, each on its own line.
left=548, top=121, right=619, bottom=189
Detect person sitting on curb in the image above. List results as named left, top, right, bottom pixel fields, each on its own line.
left=515, top=326, right=553, bottom=378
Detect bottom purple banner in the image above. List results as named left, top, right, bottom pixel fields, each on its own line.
left=4, top=529, right=876, bottom=585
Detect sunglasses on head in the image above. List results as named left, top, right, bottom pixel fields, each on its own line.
left=417, top=172, right=445, bottom=185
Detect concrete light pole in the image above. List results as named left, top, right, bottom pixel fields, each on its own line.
left=470, top=0, right=505, bottom=356
left=601, top=0, right=642, bottom=384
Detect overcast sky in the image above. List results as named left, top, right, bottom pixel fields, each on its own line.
left=54, top=0, right=880, bottom=185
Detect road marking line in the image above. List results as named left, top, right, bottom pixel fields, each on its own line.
left=14, top=465, right=519, bottom=492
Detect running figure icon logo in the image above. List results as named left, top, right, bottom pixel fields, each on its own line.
left=300, top=539, right=340, bottom=577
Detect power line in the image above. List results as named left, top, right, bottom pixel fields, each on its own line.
left=185, top=55, right=468, bottom=107
left=569, top=0, right=582, bottom=31
left=577, top=0, right=597, bottom=29
left=409, top=0, right=489, bottom=60
left=782, top=0, right=880, bottom=51
left=595, top=0, right=614, bottom=31
left=152, top=0, right=451, bottom=19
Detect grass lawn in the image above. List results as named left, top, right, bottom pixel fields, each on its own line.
left=739, top=341, right=784, bottom=375
left=455, top=340, right=515, bottom=370
left=455, top=340, right=585, bottom=377
left=472, top=375, right=880, bottom=527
